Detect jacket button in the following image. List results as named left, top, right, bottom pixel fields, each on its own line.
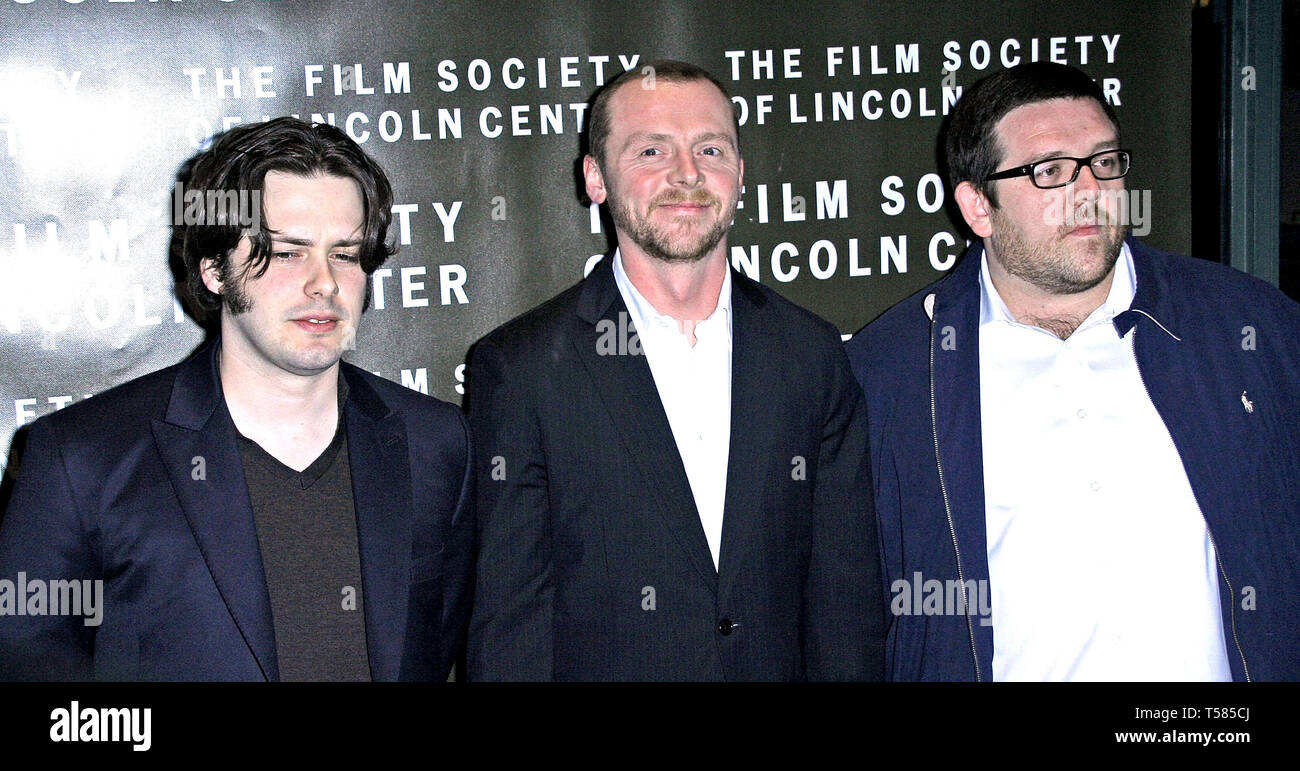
left=717, top=618, right=734, bottom=636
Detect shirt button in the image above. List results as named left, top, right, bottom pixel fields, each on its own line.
left=717, top=618, right=735, bottom=636
left=1090, top=481, right=1101, bottom=492
left=1077, top=409, right=1087, bottom=419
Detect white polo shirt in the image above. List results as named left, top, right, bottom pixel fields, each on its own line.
left=978, top=244, right=1232, bottom=681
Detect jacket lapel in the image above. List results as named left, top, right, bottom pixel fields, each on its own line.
left=340, top=364, right=413, bottom=683
left=716, top=275, right=780, bottom=588
left=152, top=342, right=279, bottom=681
left=572, top=256, right=718, bottom=593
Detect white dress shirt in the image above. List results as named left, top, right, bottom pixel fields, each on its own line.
left=613, top=251, right=733, bottom=569
left=978, top=244, right=1232, bottom=681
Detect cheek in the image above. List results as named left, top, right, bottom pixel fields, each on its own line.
left=341, top=271, right=368, bottom=309
left=625, top=174, right=658, bottom=200
left=1019, top=191, right=1064, bottom=231
left=719, top=171, right=742, bottom=196
left=1099, top=186, right=1126, bottom=214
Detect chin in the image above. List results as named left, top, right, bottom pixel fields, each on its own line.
left=280, top=347, right=345, bottom=376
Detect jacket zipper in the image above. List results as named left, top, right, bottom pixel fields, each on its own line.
left=929, top=311, right=982, bottom=681
left=1130, top=327, right=1251, bottom=681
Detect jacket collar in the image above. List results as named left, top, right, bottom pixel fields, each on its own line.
left=929, top=238, right=985, bottom=318
left=162, top=339, right=226, bottom=431
left=578, top=253, right=767, bottom=326
left=1115, top=236, right=1182, bottom=341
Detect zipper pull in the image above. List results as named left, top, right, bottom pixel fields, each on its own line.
left=1241, top=391, right=1254, bottom=413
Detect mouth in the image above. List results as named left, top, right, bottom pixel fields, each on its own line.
left=292, top=314, right=341, bottom=333
left=654, top=193, right=717, bottom=214
left=658, top=202, right=712, bottom=214
left=1067, top=225, right=1102, bottom=237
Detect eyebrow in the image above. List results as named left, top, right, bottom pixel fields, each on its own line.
left=268, top=234, right=363, bottom=249
left=1022, top=138, right=1120, bottom=166
left=620, top=131, right=737, bottom=153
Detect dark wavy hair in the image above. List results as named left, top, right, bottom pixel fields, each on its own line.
left=945, top=62, right=1119, bottom=207
left=180, top=117, right=395, bottom=319
left=586, top=59, right=739, bottom=170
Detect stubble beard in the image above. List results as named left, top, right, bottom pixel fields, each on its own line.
left=988, top=204, right=1126, bottom=295
left=610, top=190, right=733, bottom=265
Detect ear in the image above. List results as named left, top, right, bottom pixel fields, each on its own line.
left=583, top=155, right=607, bottom=205
left=955, top=181, right=994, bottom=239
left=737, top=155, right=745, bottom=190
left=199, top=257, right=223, bottom=296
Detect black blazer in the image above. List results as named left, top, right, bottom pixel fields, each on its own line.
left=467, top=256, right=884, bottom=680
left=0, top=341, right=474, bottom=681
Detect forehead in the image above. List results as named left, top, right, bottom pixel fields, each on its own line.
left=605, top=78, right=736, bottom=142
left=993, top=98, right=1117, bottom=160
left=261, top=171, right=364, bottom=229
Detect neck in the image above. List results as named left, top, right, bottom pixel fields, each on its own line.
left=985, top=252, right=1115, bottom=340
left=618, top=240, right=728, bottom=324
left=217, top=334, right=340, bottom=470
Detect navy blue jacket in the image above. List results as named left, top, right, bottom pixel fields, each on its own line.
left=0, top=341, right=474, bottom=681
left=846, top=238, right=1300, bottom=681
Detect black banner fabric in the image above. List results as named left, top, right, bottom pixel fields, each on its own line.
left=0, top=0, right=1191, bottom=469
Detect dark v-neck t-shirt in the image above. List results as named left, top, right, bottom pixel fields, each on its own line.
left=235, top=380, right=370, bottom=681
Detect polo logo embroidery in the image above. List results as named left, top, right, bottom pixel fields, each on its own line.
left=1241, top=391, right=1254, bottom=413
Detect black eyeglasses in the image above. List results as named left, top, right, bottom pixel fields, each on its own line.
left=985, top=149, right=1131, bottom=189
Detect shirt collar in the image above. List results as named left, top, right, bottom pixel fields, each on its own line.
left=979, top=241, right=1136, bottom=335
left=613, top=249, right=733, bottom=338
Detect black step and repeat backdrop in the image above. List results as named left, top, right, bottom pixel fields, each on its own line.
left=0, top=0, right=1191, bottom=473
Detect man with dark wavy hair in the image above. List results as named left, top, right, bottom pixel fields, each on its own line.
left=0, top=117, right=474, bottom=681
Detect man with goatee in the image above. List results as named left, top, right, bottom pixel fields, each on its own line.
left=467, top=60, right=883, bottom=681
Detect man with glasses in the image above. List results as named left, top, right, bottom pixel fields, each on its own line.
left=846, top=62, right=1300, bottom=680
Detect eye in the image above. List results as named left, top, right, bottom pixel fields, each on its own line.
left=1033, top=160, right=1065, bottom=182
left=638, top=147, right=662, bottom=157
left=272, top=251, right=298, bottom=261
left=331, top=252, right=361, bottom=264
left=700, top=146, right=722, bottom=156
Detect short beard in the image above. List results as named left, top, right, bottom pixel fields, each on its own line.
left=610, top=191, right=731, bottom=264
left=988, top=207, right=1125, bottom=295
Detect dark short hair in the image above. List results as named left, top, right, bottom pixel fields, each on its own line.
left=945, top=62, right=1120, bottom=206
left=181, top=117, right=395, bottom=318
left=586, top=59, right=739, bottom=169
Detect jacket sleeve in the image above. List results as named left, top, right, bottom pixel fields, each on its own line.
left=803, top=339, right=886, bottom=681
left=0, top=419, right=98, bottom=681
left=465, top=339, right=554, bottom=681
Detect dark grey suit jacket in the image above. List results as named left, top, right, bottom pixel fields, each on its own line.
left=467, top=256, right=884, bottom=680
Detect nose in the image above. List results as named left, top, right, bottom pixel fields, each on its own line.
left=304, top=254, right=340, bottom=298
left=671, top=152, right=701, bottom=186
left=1071, top=162, right=1102, bottom=194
